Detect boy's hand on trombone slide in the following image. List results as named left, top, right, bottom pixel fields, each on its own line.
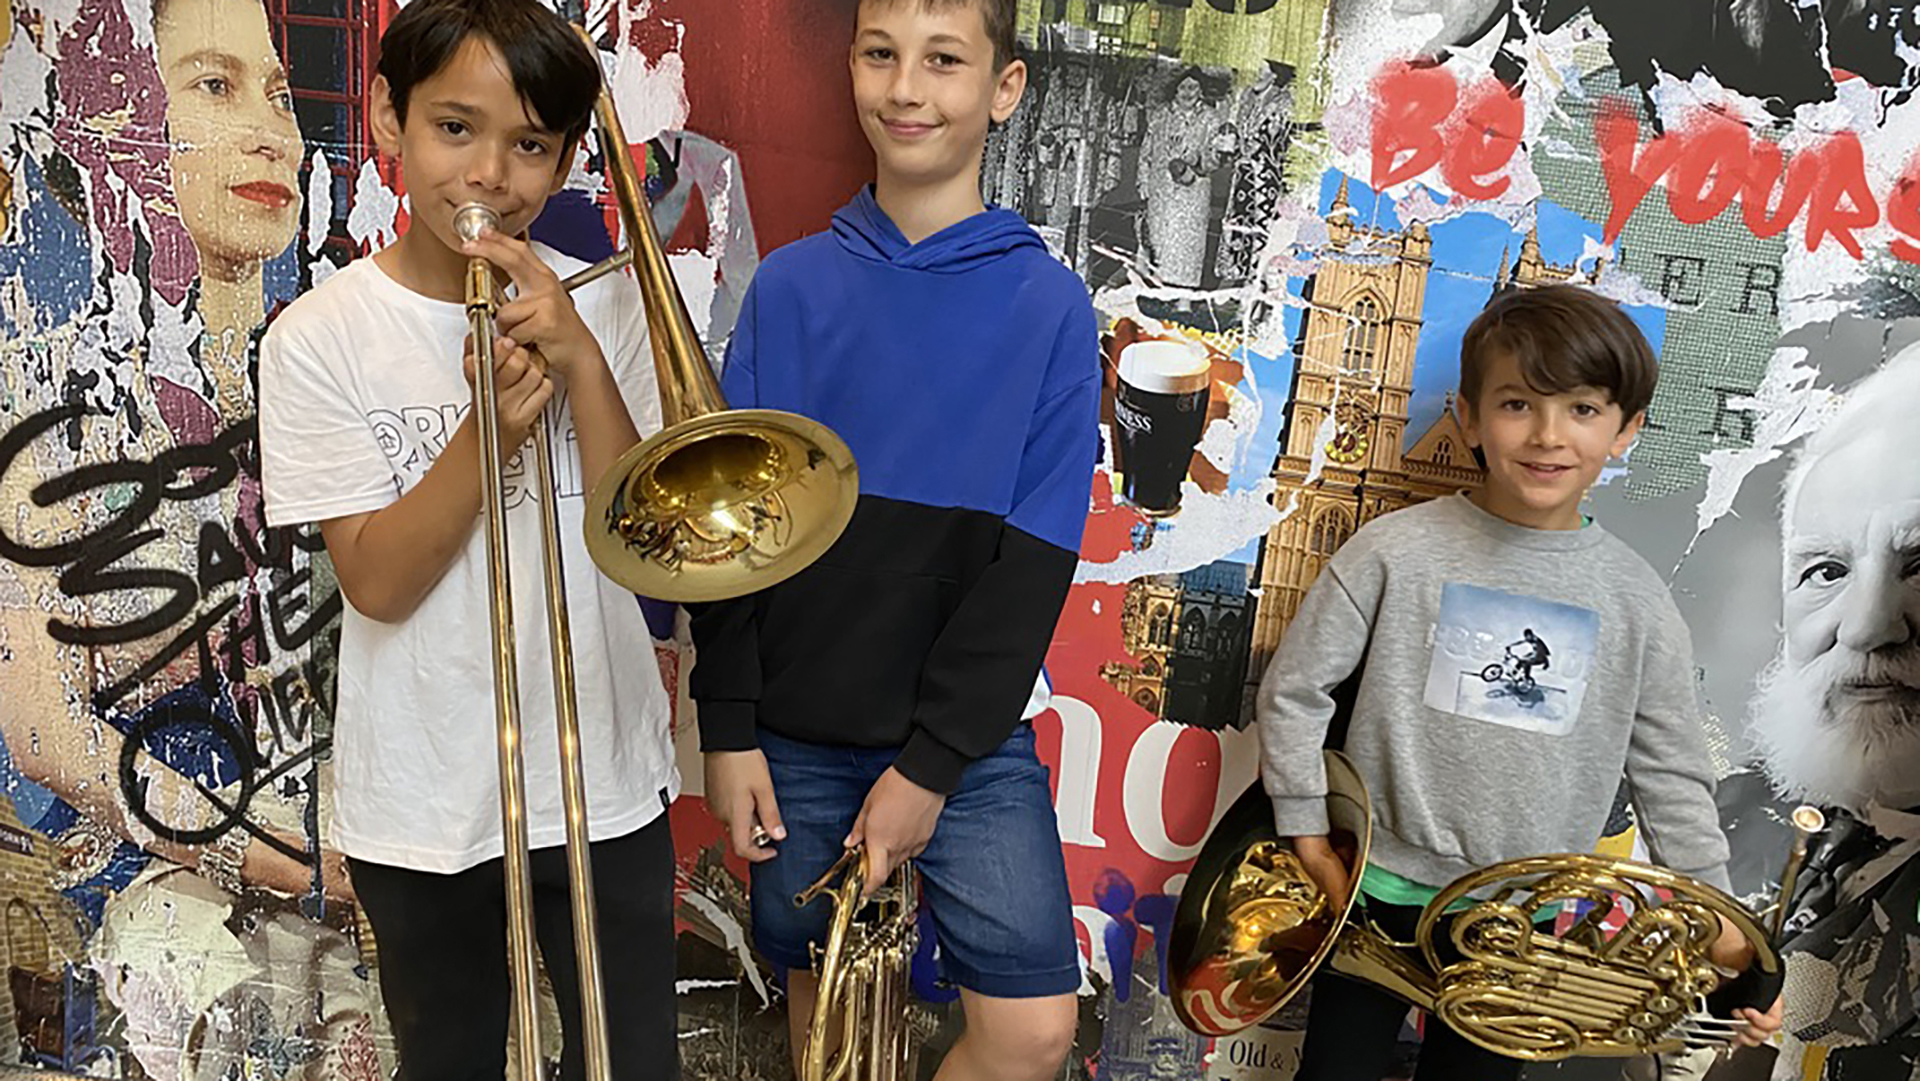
left=462, top=331, right=552, bottom=452
left=461, top=229, right=603, bottom=380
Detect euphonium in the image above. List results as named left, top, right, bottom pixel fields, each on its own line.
left=793, top=846, right=921, bottom=1081
left=1168, top=752, right=1789, bottom=1061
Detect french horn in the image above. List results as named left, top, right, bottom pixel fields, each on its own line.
left=1168, top=752, right=1790, bottom=1061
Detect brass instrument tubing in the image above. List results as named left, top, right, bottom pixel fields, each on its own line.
left=532, top=415, right=612, bottom=1079
left=559, top=249, right=635, bottom=294
left=466, top=251, right=544, bottom=1081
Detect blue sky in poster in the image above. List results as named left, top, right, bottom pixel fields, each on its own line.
left=1223, top=173, right=1668, bottom=564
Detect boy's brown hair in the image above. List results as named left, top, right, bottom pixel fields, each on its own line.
left=1459, top=283, right=1658, bottom=425
left=863, top=0, right=1019, bottom=70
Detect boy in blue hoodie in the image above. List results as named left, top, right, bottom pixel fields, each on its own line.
left=688, top=0, right=1099, bottom=1076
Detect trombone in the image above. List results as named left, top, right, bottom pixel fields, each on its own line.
left=458, top=23, right=859, bottom=1079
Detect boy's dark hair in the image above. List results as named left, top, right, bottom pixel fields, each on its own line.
left=1460, top=284, right=1657, bottom=425
left=864, top=0, right=1019, bottom=71
left=377, top=0, right=602, bottom=150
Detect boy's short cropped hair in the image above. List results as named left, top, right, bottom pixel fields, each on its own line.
left=1460, top=283, right=1658, bottom=423
left=865, top=0, right=1019, bottom=71
left=377, top=0, right=602, bottom=149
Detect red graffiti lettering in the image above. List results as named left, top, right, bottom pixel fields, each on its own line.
left=1367, top=59, right=1911, bottom=263
left=1444, top=79, right=1525, bottom=200
left=1887, top=156, right=1920, bottom=264
left=1370, top=63, right=1523, bottom=199
left=1803, top=132, right=1879, bottom=259
left=1665, top=113, right=1749, bottom=225
left=1741, top=136, right=1819, bottom=239
left=1595, top=99, right=1685, bottom=241
left=1594, top=99, right=1897, bottom=261
left=1370, top=63, right=1456, bottom=191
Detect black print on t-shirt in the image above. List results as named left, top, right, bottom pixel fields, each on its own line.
left=365, top=389, right=582, bottom=509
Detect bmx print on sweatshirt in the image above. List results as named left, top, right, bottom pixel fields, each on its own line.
left=1422, top=583, right=1600, bottom=736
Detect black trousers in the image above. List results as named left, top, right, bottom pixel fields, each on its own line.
left=1297, top=899, right=1525, bottom=1081
left=348, top=815, right=680, bottom=1081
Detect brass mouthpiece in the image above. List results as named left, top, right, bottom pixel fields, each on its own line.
left=1770, top=804, right=1828, bottom=941
left=457, top=203, right=504, bottom=315
left=453, top=202, right=502, bottom=245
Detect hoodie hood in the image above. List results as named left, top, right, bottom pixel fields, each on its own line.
left=830, top=185, right=1045, bottom=273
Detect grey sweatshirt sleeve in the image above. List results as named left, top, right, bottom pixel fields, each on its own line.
left=1257, top=560, right=1375, bottom=837
left=1624, top=602, right=1733, bottom=893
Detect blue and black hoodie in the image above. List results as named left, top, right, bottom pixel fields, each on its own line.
left=688, top=188, right=1101, bottom=795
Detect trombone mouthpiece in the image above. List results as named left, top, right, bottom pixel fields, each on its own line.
left=453, top=203, right=501, bottom=245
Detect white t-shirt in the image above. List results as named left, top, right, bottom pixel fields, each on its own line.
left=258, top=249, right=679, bottom=873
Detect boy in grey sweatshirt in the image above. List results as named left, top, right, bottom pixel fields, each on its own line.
left=1256, top=285, right=1782, bottom=1081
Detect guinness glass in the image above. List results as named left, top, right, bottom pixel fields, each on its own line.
left=1115, top=339, right=1210, bottom=516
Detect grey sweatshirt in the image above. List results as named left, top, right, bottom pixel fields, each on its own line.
left=1257, top=493, right=1732, bottom=893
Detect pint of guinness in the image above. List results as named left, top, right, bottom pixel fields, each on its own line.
left=1115, top=339, right=1210, bottom=516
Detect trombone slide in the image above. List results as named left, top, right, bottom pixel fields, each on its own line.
left=457, top=199, right=612, bottom=1081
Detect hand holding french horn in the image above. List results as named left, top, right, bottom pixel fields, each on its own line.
left=844, top=767, right=946, bottom=902
left=1168, top=751, right=1803, bottom=1062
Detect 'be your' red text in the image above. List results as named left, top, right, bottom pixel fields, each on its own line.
left=1368, top=63, right=1920, bottom=263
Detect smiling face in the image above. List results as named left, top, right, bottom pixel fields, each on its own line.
left=1457, top=348, right=1641, bottom=530
left=154, top=0, right=303, bottom=279
left=371, top=33, right=572, bottom=265
left=849, top=0, right=1025, bottom=192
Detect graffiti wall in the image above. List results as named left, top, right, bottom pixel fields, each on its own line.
left=1, top=0, right=1916, bottom=1077
left=0, top=0, right=378, bottom=1069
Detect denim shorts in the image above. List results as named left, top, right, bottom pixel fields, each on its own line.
left=749, top=723, right=1081, bottom=999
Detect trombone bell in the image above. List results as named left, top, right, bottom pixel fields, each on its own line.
left=571, top=22, right=858, bottom=604
left=584, top=410, right=857, bottom=603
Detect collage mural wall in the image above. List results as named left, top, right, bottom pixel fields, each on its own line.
left=0, top=0, right=1916, bottom=1077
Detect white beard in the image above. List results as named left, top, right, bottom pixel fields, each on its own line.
left=1748, top=648, right=1920, bottom=813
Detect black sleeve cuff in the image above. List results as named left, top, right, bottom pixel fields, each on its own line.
left=892, top=728, right=970, bottom=795
left=696, top=699, right=759, bottom=752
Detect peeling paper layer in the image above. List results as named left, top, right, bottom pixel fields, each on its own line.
left=1694, top=346, right=1844, bottom=538
left=1075, top=480, right=1282, bottom=585
left=608, top=39, right=690, bottom=148
left=680, top=888, right=770, bottom=1008
left=347, top=157, right=401, bottom=252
